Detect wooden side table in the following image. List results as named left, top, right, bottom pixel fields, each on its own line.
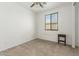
left=58, top=34, right=66, bottom=46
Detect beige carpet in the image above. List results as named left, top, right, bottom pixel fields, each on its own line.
left=0, top=39, right=78, bottom=56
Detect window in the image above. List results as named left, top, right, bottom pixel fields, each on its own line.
left=45, top=12, right=58, bottom=31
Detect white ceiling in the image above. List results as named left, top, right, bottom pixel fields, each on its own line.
left=17, top=2, right=72, bottom=13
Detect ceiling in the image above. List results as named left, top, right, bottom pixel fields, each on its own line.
left=17, top=2, right=72, bottom=13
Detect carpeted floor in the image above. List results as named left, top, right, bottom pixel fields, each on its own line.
left=0, top=39, right=78, bottom=56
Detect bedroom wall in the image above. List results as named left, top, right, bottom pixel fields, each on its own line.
left=78, top=3, right=79, bottom=47
left=0, top=2, right=35, bottom=51
left=75, top=3, right=78, bottom=46
left=36, top=3, right=74, bottom=45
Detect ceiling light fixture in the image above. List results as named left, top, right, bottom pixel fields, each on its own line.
left=30, top=2, right=47, bottom=8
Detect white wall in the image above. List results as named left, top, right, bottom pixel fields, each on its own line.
left=71, top=3, right=75, bottom=48
left=0, top=2, right=35, bottom=51
left=74, top=2, right=79, bottom=47
left=75, top=3, right=78, bottom=46
left=78, top=3, right=79, bottom=47
left=36, top=4, right=73, bottom=45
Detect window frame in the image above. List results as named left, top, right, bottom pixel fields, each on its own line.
left=45, top=12, right=58, bottom=31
